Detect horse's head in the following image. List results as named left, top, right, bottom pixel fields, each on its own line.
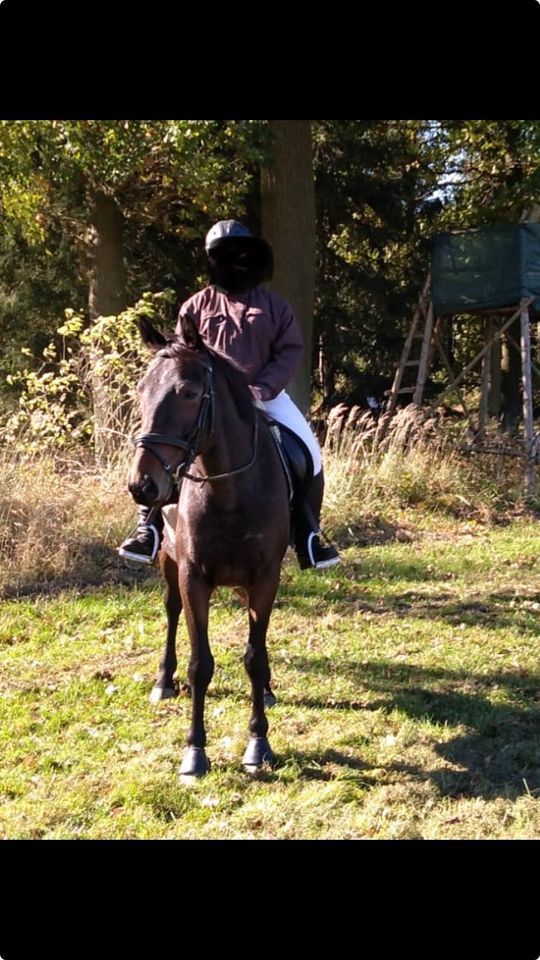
left=128, top=315, right=212, bottom=505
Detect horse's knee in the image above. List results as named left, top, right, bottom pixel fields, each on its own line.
left=187, top=651, right=214, bottom=689
left=244, top=643, right=269, bottom=677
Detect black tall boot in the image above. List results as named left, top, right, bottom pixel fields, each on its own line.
left=118, top=505, right=164, bottom=565
left=293, top=470, right=341, bottom=570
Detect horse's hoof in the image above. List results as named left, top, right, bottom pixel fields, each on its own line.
left=149, top=685, right=177, bottom=703
left=242, top=737, right=275, bottom=773
left=264, top=689, right=277, bottom=709
left=179, top=747, right=210, bottom=781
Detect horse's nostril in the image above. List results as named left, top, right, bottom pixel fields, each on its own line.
left=142, top=474, right=155, bottom=495
left=128, top=475, right=158, bottom=504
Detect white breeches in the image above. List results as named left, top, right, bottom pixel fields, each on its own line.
left=262, top=390, right=322, bottom=476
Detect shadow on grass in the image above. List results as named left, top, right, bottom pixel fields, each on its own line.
left=277, top=558, right=540, bottom=634
left=291, top=748, right=372, bottom=783
left=280, top=655, right=540, bottom=800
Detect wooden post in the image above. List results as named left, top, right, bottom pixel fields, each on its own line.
left=504, top=330, right=540, bottom=381
left=478, top=317, right=493, bottom=440
left=430, top=301, right=530, bottom=410
left=520, top=299, right=537, bottom=496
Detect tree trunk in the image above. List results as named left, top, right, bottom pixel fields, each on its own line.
left=88, top=189, right=127, bottom=319
left=318, top=330, right=336, bottom=404
left=87, top=189, right=127, bottom=462
left=488, top=323, right=502, bottom=416
left=260, top=121, right=316, bottom=414
left=501, top=321, right=522, bottom=434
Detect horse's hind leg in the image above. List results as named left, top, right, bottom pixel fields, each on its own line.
left=234, top=586, right=276, bottom=708
left=150, top=551, right=182, bottom=703
left=242, top=567, right=281, bottom=772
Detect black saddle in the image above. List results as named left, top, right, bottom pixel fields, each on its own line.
left=267, top=420, right=314, bottom=501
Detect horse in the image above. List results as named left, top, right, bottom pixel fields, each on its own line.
left=127, top=314, right=290, bottom=778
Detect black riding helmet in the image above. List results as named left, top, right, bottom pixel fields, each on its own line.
left=205, top=220, right=273, bottom=292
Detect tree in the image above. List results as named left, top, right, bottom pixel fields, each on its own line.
left=312, top=119, right=443, bottom=407
left=261, top=121, right=316, bottom=413
left=0, top=120, right=267, bottom=416
left=0, top=120, right=266, bottom=316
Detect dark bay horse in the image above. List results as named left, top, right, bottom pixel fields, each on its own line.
left=128, top=315, right=290, bottom=777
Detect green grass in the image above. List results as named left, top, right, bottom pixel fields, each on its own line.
left=1, top=518, right=539, bottom=839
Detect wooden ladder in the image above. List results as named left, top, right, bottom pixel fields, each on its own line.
left=384, top=276, right=436, bottom=415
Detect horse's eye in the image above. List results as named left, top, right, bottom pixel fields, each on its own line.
left=183, top=390, right=198, bottom=401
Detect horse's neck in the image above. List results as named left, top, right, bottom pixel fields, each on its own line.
left=195, top=382, right=255, bottom=486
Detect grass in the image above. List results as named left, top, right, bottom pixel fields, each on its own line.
left=1, top=519, right=539, bottom=839
left=1, top=415, right=539, bottom=839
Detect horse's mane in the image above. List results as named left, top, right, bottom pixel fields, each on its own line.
left=159, top=337, right=255, bottom=422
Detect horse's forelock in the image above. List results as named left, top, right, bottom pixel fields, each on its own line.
left=156, top=337, right=188, bottom=360
left=152, top=337, right=254, bottom=420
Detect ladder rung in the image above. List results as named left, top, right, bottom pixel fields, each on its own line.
left=404, top=360, right=420, bottom=367
left=397, top=387, right=416, bottom=394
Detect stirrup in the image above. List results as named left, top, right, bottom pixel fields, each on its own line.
left=306, top=532, right=341, bottom=569
left=118, top=524, right=161, bottom=565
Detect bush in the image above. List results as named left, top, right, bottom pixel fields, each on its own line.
left=2, top=290, right=176, bottom=464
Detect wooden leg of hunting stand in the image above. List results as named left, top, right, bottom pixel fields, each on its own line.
left=520, top=300, right=537, bottom=497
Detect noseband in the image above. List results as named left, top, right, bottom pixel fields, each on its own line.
left=134, top=353, right=258, bottom=489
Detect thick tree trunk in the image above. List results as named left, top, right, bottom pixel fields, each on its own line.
left=88, top=189, right=127, bottom=320
left=87, top=189, right=127, bottom=461
left=261, top=121, right=316, bottom=414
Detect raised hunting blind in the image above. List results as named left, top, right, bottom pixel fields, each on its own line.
left=382, top=224, right=540, bottom=495
left=431, top=224, right=540, bottom=315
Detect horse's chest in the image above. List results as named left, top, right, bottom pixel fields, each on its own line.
left=163, top=502, right=263, bottom=561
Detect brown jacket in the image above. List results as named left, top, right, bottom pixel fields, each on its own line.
left=177, top=285, right=304, bottom=401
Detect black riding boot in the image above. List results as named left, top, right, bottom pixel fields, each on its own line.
left=293, top=470, right=341, bottom=570
left=118, top=505, right=164, bottom=565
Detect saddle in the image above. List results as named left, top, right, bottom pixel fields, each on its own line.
left=266, top=418, right=314, bottom=502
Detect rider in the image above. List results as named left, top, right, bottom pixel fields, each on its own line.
left=119, top=219, right=340, bottom=570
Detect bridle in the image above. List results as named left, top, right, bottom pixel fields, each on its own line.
left=133, top=353, right=259, bottom=490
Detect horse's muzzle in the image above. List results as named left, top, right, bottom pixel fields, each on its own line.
left=128, top=474, right=159, bottom=505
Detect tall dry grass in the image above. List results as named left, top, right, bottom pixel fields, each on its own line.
left=321, top=405, right=531, bottom=543
left=0, top=445, right=136, bottom=596
left=0, top=405, right=535, bottom=595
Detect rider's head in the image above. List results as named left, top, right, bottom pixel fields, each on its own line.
left=205, top=220, right=273, bottom=293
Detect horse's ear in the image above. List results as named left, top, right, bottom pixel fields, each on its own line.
left=138, top=316, right=167, bottom=352
left=179, top=313, right=204, bottom=351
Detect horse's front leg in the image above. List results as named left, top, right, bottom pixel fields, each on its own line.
left=242, top=566, right=281, bottom=772
left=178, top=565, right=213, bottom=780
left=150, top=551, right=182, bottom=703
